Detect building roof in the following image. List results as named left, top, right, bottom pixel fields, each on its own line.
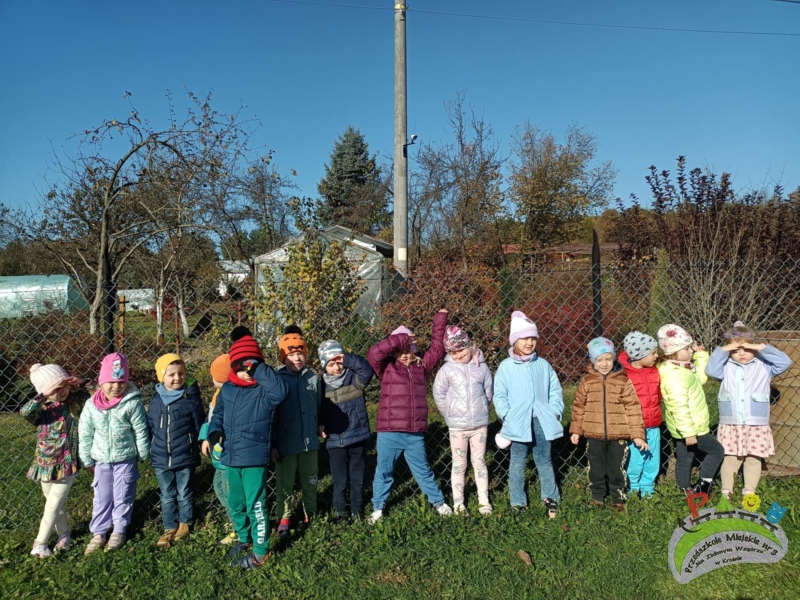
left=0, top=275, right=74, bottom=292
left=255, top=225, right=394, bottom=263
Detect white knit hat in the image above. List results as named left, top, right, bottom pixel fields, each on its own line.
left=509, top=311, right=539, bottom=346
left=29, top=363, right=70, bottom=397
left=657, top=324, right=693, bottom=356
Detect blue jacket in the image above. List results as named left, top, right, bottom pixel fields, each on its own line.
left=494, top=352, right=565, bottom=442
left=147, top=381, right=206, bottom=471
left=208, top=363, right=288, bottom=468
left=274, top=366, right=323, bottom=456
left=321, top=353, right=374, bottom=449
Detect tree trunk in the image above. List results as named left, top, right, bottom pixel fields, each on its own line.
left=156, top=285, right=165, bottom=341
left=177, top=289, right=190, bottom=337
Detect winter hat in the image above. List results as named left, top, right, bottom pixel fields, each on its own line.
left=29, top=363, right=70, bottom=397
left=210, top=354, right=231, bottom=384
left=657, top=324, right=693, bottom=356
left=588, top=337, right=616, bottom=365
left=509, top=311, right=540, bottom=347
left=229, top=326, right=264, bottom=373
left=279, top=330, right=308, bottom=363
left=391, top=325, right=417, bottom=353
left=443, top=325, right=472, bottom=353
left=623, top=331, right=658, bottom=362
left=318, top=340, right=344, bottom=368
left=155, top=353, right=182, bottom=383
left=99, top=352, right=129, bottom=385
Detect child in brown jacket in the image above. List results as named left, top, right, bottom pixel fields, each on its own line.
left=570, top=337, right=648, bottom=509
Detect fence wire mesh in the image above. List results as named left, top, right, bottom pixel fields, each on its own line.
left=1, top=253, right=799, bottom=531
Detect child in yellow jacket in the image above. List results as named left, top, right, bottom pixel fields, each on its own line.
left=657, top=324, right=723, bottom=495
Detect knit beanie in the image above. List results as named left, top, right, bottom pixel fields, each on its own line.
left=657, top=324, right=693, bottom=356
left=588, top=337, right=616, bottom=364
left=210, top=354, right=231, bottom=384
left=229, top=326, right=264, bottom=373
left=29, top=363, right=70, bottom=397
left=391, top=325, right=417, bottom=353
left=155, top=353, right=182, bottom=383
left=318, top=340, right=344, bottom=368
left=279, top=333, right=308, bottom=363
left=99, top=352, right=129, bottom=385
left=443, top=325, right=472, bottom=353
left=623, top=331, right=658, bottom=362
left=509, top=311, right=539, bottom=346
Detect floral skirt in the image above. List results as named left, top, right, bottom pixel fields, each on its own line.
left=717, top=424, right=775, bottom=458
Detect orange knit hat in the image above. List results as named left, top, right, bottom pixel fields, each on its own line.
left=279, top=333, right=307, bottom=363
left=210, top=354, right=231, bottom=383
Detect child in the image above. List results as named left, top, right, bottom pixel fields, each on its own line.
left=21, top=364, right=90, bottom=557
left=705, top=321, right=792, bottom=499
left=318, top=339, right=375, bottom=522
left=494, top=311, right=564, bottom=518
left=148, top=353, right=205, bottom=548
left=274, top=326, right=324, bottom=538
left=570, top=338, right=647, bottom=509
left=78, top=353, right=150, bottom=554
left=433, top=325, right=494, bottom=516
left=657, top=324, right=724, bottom=495
left=207, top=327, right=288, bottom=569
left=199, top=353, right=238, bottom=545
left=619, top=331, right=662, bottom=497
left=368, top=310, right=452, bottom=523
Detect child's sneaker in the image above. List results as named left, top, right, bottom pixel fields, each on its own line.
left=105, top=532, right=126, bottom=552
left=30, top=541, right=52, bottom=558
left=218, top=531, right=238, bottom=546
left=611, top=503, right=626, bottom=512
left=453, top=503, right=469, bottom=517
left=226, top=542, right=252, bottom=558
left=543, top=498, right=558, bottom=519
left=84, top=534, right=107, bottom=555
left=368, top=509, right=383, bottom=524
left=436, top=503, right=453, bottom=516
left=230, top=551, right=271, bottom=569
left=277, top=519, right=290, bottom=539
left=54, top=533, right=73, bottom=552
left=478, top=502, right=493, bottom=516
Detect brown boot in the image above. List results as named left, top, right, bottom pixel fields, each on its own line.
left=173, top=523, right=190, bottom=541
left=157, top=529, right=177, bottom=548
left=611, top=503, right=626, bottom=512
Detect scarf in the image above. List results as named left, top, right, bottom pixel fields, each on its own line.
left=229, top=370, right=258, bottom=387
left=509, top=348, right=536, bottom=363
left=323, top=369, right=348, bottom=390
left=92, top=387, right=124, bottom=410
left=668, top=359, right=696, bottom=372
left=155, top=382, right=186, bottom=405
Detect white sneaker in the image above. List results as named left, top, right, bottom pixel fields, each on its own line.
left=368, top=509, right=383, bottom=524
left=436, top=503, right=453, bottom=516
left=478, top=502, right=493, bottom=515
left=453, top=503, right=469, bottom=516
left=30, top=541, right=52, bottom=558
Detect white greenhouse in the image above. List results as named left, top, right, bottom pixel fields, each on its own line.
left=0, top=275, right=89, bottom=318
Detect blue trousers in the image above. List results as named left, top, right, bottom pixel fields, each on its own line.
left=371, top=432, right=445, bottom=510
left=155, top=467, right=195, bottom=529
left=627, top=427, right=661, bottom=496
left=509, top=417, right=560, bottom=506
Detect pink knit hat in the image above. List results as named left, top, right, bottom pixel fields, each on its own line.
left=29, top=363, right=70, bottom=397
left=99, top=352, right=129, bottom=385
left=444, top=325, right=472, bottom=352
left=509, top=311, right=540, bottom=346
left=391, top=325, right=417, bottom=353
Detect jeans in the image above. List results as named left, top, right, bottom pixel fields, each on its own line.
left=509, top=417, right=559, bottom=506
left=371, top=432, right=445, bottom=510
left=675, top=433, right=725, bottom=489
left=587, top=439, right=629, bottom=503
left=627, top=427, right=661, bottom=496
left=155, top=467, right=195, bottom=529
left=329, top=441, right=367, bottom=517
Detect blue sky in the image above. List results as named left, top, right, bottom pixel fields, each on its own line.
left=1, top=0, right=798, bottom=213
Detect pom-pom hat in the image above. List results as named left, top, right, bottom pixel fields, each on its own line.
left=229, top=326, right=264, bottom=373
left=509, top=311, right=539, bottom=346
left=29, top=363, right=71, bottom=397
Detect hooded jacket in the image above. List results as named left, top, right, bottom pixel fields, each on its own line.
left=569, top=363, right=646, bottom=441
left=320, top=353, right=374, bottom=449
left=368, top=311, right=447, bottom=433
left=618, top=351, right=662, bottom=428
left=78, top=382, right=150, bottom=467
left=274, top=366, right=323, bottom=456
left=432, top=349, right=493, bottom=430
left=658, top=351, right=710, bottom=439
left=147, top=380, right=206, bottom=471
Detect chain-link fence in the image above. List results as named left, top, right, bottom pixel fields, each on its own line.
left=1, top=252, right=799, bottom=531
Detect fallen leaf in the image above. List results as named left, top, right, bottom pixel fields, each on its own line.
left=561, top=524, right=569, bottom=532
left=517, top=549, right=532, bottom=566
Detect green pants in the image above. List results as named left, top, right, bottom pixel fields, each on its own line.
left=275, top=451, right=318, bottom=520
left=226, top=466, right=269, bottom=554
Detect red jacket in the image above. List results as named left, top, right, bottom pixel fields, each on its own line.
left=368, top=312, right=447, bottom=433
left=618, top=351, right=662, bottom=428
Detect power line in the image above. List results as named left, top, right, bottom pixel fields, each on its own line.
left=270, top=0, right=800, bottom=38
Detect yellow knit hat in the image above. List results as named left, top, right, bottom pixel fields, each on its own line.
left=155, top=353, right=183, bottom=383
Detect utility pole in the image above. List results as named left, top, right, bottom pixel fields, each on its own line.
left=393, top=2, right=408, bottom=276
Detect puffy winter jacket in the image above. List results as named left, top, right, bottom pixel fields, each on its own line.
left=208, top=363, right=288, bottom=468
left=78, top=383, right=150, bottom=467
left=320, top=353, right=374, bottom=449
left=494, top=352, right=564, bottom=442
left=432, top=350, right=493, bottom=430
left=369, top=312, right=447, bottom=433
left=274, top=366, right=323, bottom=456
left=569, top=364, right=646, bottom=441
left=706, top=345, right=792, bottom=426
left=618, top=351, right=662, bottom=428
left=147, top=380, right=206, bottom=471
left=658, top=351, right=710, bottom=439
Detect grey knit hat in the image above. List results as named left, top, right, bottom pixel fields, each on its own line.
left=623, top=331, right=658, bottom=362
left=318, top=340, right=344, bottom=368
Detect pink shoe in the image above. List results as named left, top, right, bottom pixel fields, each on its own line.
left=54, top=533, right=73, bottom=551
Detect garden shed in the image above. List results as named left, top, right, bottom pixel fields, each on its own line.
left=0, top=275, right=88, bottom=318
left=255, top=225, right=392, bottom=325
